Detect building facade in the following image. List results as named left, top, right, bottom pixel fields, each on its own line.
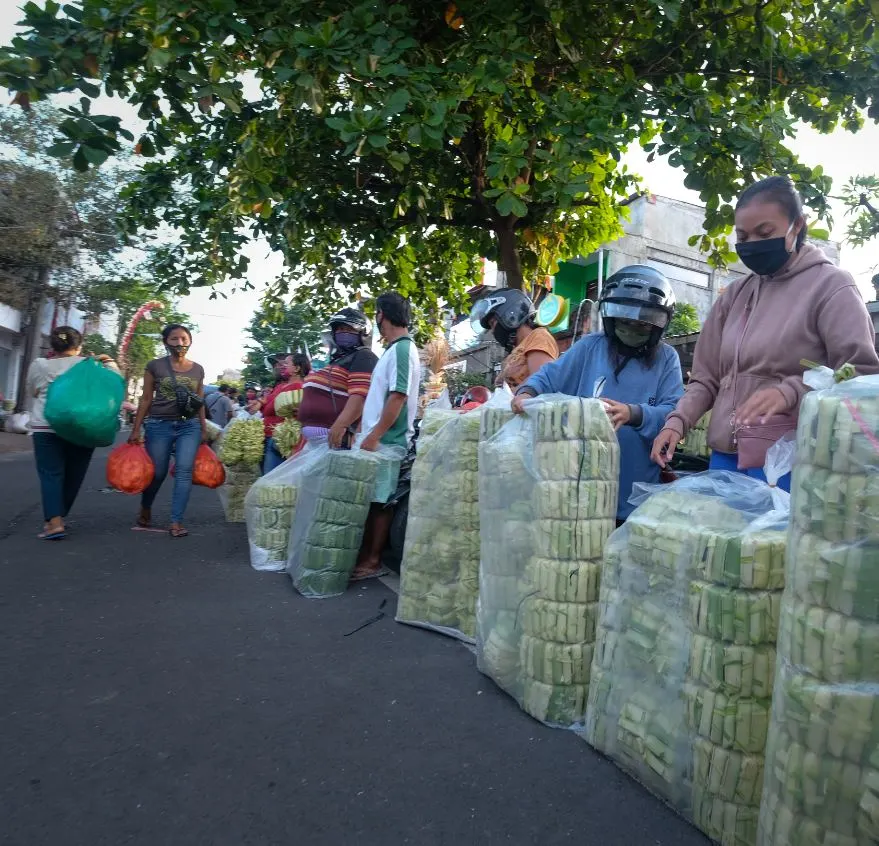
left=447, top=194, right=843, bottom=381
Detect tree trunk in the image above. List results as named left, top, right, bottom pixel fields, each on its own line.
left=15, top=266, right=50, bottom=413
left=494, top=224, right=524, bottom=289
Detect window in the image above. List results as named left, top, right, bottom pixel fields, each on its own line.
left=644, top=258, right=710, bottom=289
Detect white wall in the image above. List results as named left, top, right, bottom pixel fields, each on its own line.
left=0, top=303, right=21, bottom=333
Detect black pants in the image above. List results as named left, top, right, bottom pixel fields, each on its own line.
left=32, top=432, right=94, bottom=522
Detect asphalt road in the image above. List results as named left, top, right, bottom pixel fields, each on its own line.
left=0, top=443, right=710, bottom=846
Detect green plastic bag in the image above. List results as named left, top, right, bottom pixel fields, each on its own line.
left=45, top=358, right=125, bottom=447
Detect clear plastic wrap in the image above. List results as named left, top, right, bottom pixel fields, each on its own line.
left=681, top=411, right=712, bottom=459
left=244, top=444, right=316, bottom=572
left=396, top=405, right=482, bottom=641
left=758, top=375, right=879, bottom=846
left=476, top=395, right=620, bottom=728
left=285, top=447, right=383, bottom=599
left=585, top=454, right=792, bottom=845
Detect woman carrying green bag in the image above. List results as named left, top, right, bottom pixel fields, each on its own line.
left=27, top=326, right=121, bottom=540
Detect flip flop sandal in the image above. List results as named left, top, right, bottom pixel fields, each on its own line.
left=169, top=527, right=189, bottom=538
left=350, top=566, right=390, bottom=582
left=38, top=530, right=66, bottom=541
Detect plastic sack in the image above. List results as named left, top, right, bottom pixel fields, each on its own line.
left=7, top=412, right=29, bottom=434
left=217, top=463, right=260, bottom=522
left=286, top=446, right=383, bottom=598
left=217, top=418, right=264, bottom=465
left=397, top=405, right=483, bottom=641
left=215, top=418, right=265, bottom=521
left=583, top=450, right=793, bottom=845
left=44, top=358, right=125, bottom=447
left=680, top=411, right=711, bottom=459
left=192, top=444, right=225, bottom=488
left=244, top=444, right=314, bottom=572
left=272, top=419, right=302, bottom=457
left=274, top=388, right=302, bottom=418
left=203, top=420, right=223, bottom=443
left=476, top=395, right=620, bottom=727
left=757, top=375, right=879, bottom=846
left=106, top=443, right=155, bottom=494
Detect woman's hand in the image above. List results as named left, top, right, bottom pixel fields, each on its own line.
left=651, top=428, right=681, bottom=468
left=736, top=387, right=788, bottom=426
left=328, top=419, right=348, bottom=449
left=511, top=393, right=531, bottom=414
left=602, top=399, right=631, bottom=431
left=128, top=429, right=144, bottom=445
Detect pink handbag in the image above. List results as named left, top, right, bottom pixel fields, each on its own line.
left=735, top=414, right=798, bottom=470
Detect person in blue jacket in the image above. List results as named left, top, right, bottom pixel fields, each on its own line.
left=512, top=265, right=685, bottom=522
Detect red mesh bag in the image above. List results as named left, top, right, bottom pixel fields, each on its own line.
left=106, top=443, right=155, bottom=494
left=171, top=444, right=226, bottom=488
left=192, top=444, right=225, bottom=488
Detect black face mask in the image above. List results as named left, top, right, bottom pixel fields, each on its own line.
left=492, top=323, right=516, bottom=352
left=735, top=224, right=795, bottom=276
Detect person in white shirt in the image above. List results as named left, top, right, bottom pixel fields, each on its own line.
left=26, top=326, right=120, bottom=540
left=353, top=292, right=421, bottom=580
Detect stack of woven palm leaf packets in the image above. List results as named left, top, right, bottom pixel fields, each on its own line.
left=758, top=375, right=879, bottom=846
left=586, top=472, right=787, bottom=846
left=478, top=396, right=619, bottom=727
left=287, top=449, right=379, bottom=598
left=396, top=405, right=482, bottom=640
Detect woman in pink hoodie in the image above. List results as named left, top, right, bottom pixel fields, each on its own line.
left=651, top=176, right=879, bottom=489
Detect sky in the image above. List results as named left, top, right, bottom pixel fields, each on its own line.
left=1, top=6, right=878, bottom=378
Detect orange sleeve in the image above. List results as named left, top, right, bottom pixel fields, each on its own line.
left=520, top=327, right=559, bottom=360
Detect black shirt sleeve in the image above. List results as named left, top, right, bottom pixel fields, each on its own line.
left=348, top=347, right=379, bottom=374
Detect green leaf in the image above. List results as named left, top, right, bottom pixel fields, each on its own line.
left=46, top=141, right=76, bottom=157
left=384, top=88, right=410, bottom=116
left=81, top=144, right=109, bottom=166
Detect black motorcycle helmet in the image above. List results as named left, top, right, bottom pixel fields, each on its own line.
left=470, top=289, right=536, bottom=351
left=599, top=265, right=676, bottom=353
left=327, top=307, right=372, bottom=348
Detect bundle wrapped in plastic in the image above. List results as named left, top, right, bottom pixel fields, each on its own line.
left=681, top=411, right=711, bottom=459
left=273, top=388, right=302, bottom=419
left=585, top=442, right=793, bottom=846
left=477, top=395, right=619, bottom=728
left=286, top=447, right=382, bottom=598
left=758, top=375, right=879, bottom=846
left=244, top=444, right=315, bottom=571
left=217, top=418, right=266, bottom=522
left=397, top=404, right=482, bottom=640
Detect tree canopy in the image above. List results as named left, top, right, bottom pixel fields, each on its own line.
left=242, top=301, right=325, bottom=386
left=667, top=302, right=702, bottom=337
left=2, top=0, right=877, bottom=315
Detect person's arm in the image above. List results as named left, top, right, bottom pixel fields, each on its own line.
left=225, top=395, right=235, bottom=424
left=129, top=368, right=154, bottom=444
left=512, top=339, right=590, bottom=412
left=361, top=393, right=408, bottom=451
left=329, top=351, right=378, bottom=448
left=25, top=359, right=44, bottom=398
left=361, top=342, right=412, bottom=451
left=328, top=394, right=366, bottom=448
left=525, top=349, right=555, bottom=375
left=781, top=282, right=879, bottom=408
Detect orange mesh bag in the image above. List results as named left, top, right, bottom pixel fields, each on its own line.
left=106, top=443, right=155, bottom=494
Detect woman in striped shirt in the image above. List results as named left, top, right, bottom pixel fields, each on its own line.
left=297, top=308, right=378, bottom=447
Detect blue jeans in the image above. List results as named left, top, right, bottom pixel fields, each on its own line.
left=263, top=437, right=285, bottom=475
left=709, top=451, right=791, bottom=492
left=32, top=432, right=95, bottom=521
left=141, top=417, right=202, bottom=523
